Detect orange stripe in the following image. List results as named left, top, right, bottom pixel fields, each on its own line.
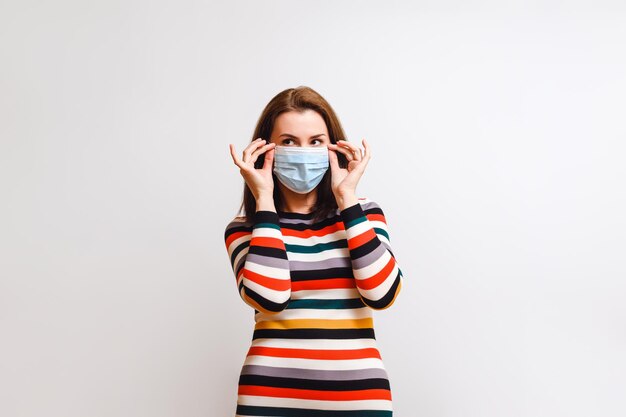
left=250, top=236, right=287, bottom=250
left=356, top=257, right=396, bottom=290
left=281, top=224, right=345, bottom=238
left=238, top=386, right=392, bottom=401
left=292, top=278, right=355, bottom=291
left=347, top=228, right=377, bottom=251
left=225, top=230, right=250, bottom=248
left=254, top=317, right=373, bottom=330
left=366, top=213, right=386, bottom=224
left=247, top=346, right=381, bottom=360
left=243, top=269, right=290, bottom=291
left=242, top=292, right=276, bottom=315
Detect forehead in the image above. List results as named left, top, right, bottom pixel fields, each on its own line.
left=273, top=110, right=328, bottom=135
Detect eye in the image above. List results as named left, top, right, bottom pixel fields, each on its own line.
left=311, top=139, right=323, bottom=145
left=282, top=139, right=295, bottom=145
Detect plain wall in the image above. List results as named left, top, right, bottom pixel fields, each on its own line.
left=1, top=1, right=625, bottom=416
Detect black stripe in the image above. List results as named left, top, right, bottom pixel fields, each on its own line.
left=364, top=206, right=384, bottom=217
left=339, top=201, right=366, bottom=223
left=361, top=273, right=401, bottom=310
left=236, top=405, right=392, bottom=417
left=278, top=215, right=342, bottom=232
left=253, top=328, right=376, bottom=340
left=230, top=241, right=249, bottom=270
left=248, top=245, right=289, bottom=259
left=253, top=210, right=281, bottom=224
left=224, top=223, right=251, bottom=240
left=350, top=235, right=380, bottom=259
left=285, top=298, right=366, bottom=310
left=239, top=374, right=390, bottom=391
left=290, top=266, right=353, bottom=282
left=244, top=287, right=289, bottom=312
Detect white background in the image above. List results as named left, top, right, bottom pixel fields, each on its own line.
left=1, top=1, right=625, bottom=416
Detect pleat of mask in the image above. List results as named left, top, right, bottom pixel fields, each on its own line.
left=272, top=145, right=329, bottom=194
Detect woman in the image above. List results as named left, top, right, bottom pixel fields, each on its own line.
left=224, top=86, right=404, bottom=416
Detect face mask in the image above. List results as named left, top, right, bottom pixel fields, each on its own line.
left=272, top=145, right=329, bottom=194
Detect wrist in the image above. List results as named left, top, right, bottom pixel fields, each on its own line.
left=336, top=193, right=358, bottom=211
left=256, top=195, right=276, bottom=212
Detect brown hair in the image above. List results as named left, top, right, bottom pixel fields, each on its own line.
left=237, top=86, right=349, bottom=223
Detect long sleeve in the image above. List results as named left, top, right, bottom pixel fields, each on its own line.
left=223, top=210, right=291, bottom=314
left=339, top=198, right=403, bottom=310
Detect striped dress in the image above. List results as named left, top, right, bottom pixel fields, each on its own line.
left=223, top=197, right=403, bottom=417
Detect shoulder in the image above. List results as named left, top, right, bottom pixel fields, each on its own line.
left=224, top=215, right=252, bottom=239
left=357, top=196, right=385, bottom=214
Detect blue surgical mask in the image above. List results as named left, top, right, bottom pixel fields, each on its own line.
left=272, top=145, right=329, bottom=194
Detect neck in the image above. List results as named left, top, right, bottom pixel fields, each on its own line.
left=278, top=183, right=318, bottom=213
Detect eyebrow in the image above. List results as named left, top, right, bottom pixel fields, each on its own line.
left=279, top=133, right=327, bottom=139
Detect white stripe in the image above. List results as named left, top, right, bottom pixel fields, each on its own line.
left=243, top=355, right=385, bottom=371
left=283, top=230, right=346, bottom=245
left=243, top=279, right=290, bottom=303
left=344, top=217, right=374, bottom=237
left=249, top=338, right=378, bottom=350
left=228, top=236, right=251, bottom=269
left=370, top=219, right=391, bottom=245
left=252, top=226, right=283, bottom=239
left=237, top=395, right=393, bottom=411
left=254, top=307, right=372, bottom=321
left=244, top=260, right=291, bottom=280
left=291, top=288, right=361, bottom=299
left=286, top=247, right=351, bottom=262
left=353, top=249, right=392, bottom=280
left=356, top=264, right=399, bottom=301
left=228, top=232, right=251, bottom=255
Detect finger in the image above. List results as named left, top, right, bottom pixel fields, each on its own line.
left=336, top=140, right=360, bottom=162
left=337, top=140, right=362, bottom=162
left=352, top=139, right=370, bottom=173
left=243, top=138, right=265, bottom=155
left=229, top=144, right=243, bottom=168
left=251, top=142, right=275, bottom=162
left=243, top=138, right=268, bottom=163
left=328, top=142, right=354, bottom=161
left=263, top=146, right=275, bottom=171
left=362, top=138, right=371, bottom=163
left=328, top=147, right=340, bottom=175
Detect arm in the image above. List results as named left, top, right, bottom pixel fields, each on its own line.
left=339, top=197, right=403, bottom=310
left=223, top=210, right=291, bottom=314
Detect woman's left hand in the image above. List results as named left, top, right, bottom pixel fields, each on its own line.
left=328, top=138, right=371, bottom=203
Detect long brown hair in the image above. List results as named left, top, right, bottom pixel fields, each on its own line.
left=237, top=86, right=349, bottom=223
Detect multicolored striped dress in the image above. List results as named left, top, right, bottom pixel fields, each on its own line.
left=224, top=197, right=403, bottom=417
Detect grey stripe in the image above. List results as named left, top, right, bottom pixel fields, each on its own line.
left=351, top=242, right=387, bottom=270
left=277, top=209, right=340, bottom=225
left=240, top=365, right=389, bottom=381
left=289, top=256, right=351, bottom=271
left=246, top=252, right=290, bottom=269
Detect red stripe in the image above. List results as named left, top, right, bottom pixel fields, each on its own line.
left=367, top=213, right=386, bottom=224
left=347, top=228, right=377, bottom=251
left=243, top=269, right=290, bottom=291
left=238, top=385, right=391, bottom=401
left=292, top=278, right=355, bottom=291
left=225, top=230, right=249, bottom=248
left=356, top=256, right=396, bottom=290
left=281, top=224, right=344, bottom=238
left=247, top=346, right=381, bottom=360
left=250, top=236, right=287, bottom=250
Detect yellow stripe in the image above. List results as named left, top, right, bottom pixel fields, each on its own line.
left=254, top=317, right=374, bottom=330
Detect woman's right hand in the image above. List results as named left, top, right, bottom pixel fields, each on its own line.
left=229, top=138, right=276, bottom=200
